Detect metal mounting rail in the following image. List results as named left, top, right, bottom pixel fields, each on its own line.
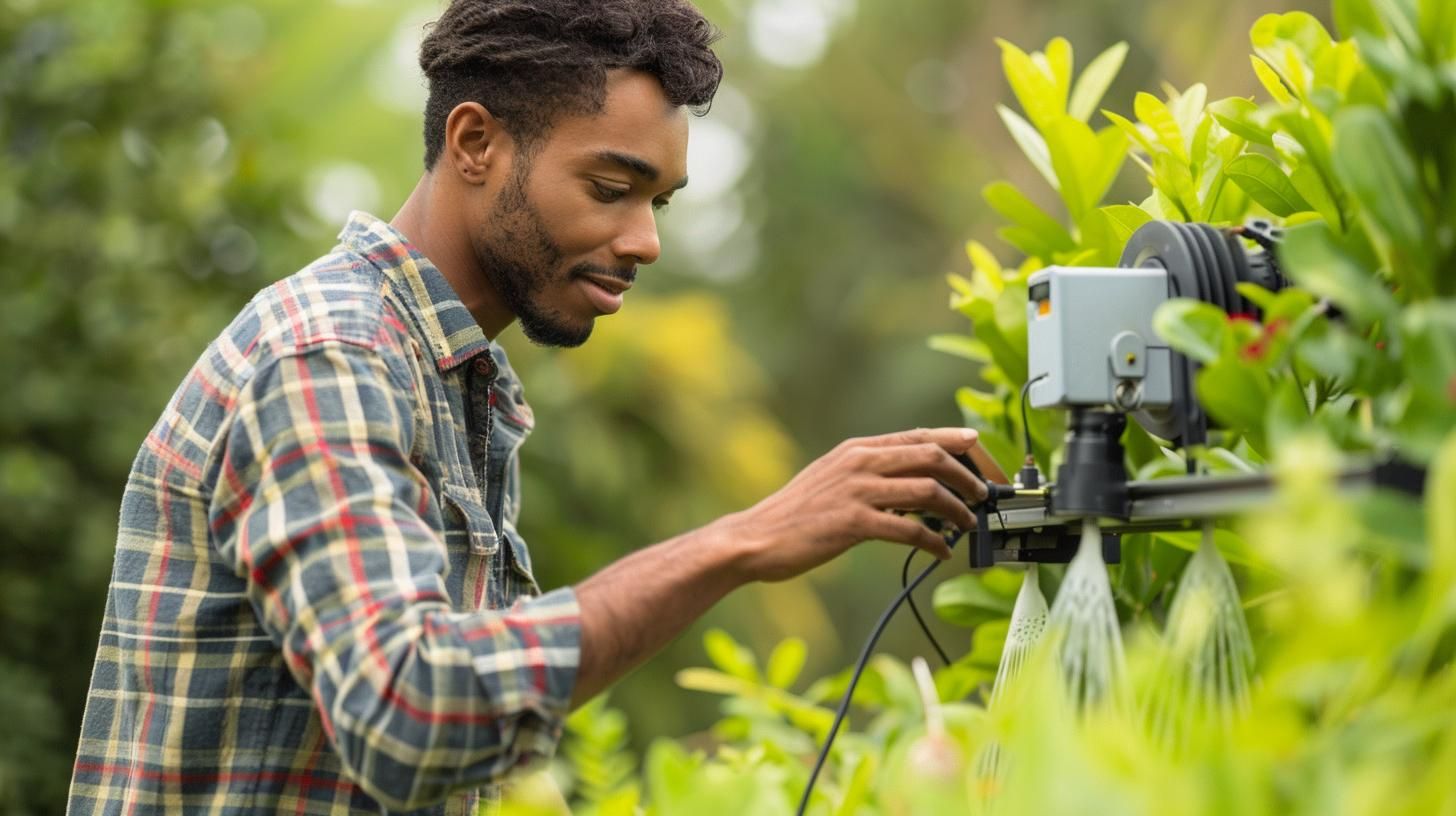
left=974, top=459, right=1425, bottom=566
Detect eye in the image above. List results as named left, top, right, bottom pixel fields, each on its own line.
left=591, top=181, right=628, bottom=203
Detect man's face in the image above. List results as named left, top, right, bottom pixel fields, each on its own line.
left=470, top=70, right=690, bottom=347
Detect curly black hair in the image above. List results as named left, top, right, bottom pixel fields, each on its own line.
left=418, top=0, right=723, bottom=169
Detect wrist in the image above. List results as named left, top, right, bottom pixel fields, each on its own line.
left=702, top=510, right=772, bottom=586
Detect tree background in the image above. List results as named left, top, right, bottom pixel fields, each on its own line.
left=0, top=0, right=1313, bottom=811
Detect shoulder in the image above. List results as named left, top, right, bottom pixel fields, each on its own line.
left=217, top=249, right=422, bottom=383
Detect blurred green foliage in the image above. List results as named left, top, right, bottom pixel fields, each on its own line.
left=1, top=0, right=1321, bottom=812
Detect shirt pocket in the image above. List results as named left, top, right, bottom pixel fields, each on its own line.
left=498, top=519, right=541, bottom=597
left=441, top=482, right=499, bottom=558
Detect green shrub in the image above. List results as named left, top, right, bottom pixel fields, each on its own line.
left=515, top=2, right=1456, bottom=813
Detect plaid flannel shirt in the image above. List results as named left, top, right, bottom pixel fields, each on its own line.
left=67, top=211, right=581, bottom=815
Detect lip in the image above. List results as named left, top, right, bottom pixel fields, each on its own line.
left=579, top=276, right=626, bottom=314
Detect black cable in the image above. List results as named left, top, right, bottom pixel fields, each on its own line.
left=796, top=557, right=944, bottom=816
left=902, top=548, right=950, bottom=666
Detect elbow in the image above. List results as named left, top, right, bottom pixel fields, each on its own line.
left=322, top=660, right=544, bottom=810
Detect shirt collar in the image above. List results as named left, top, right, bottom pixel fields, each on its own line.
left=337, top=210, right=493, bottom=373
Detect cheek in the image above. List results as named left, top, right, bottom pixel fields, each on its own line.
left=526, top=186, right=620, bottom=255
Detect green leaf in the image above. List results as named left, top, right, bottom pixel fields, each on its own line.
left=1134, top=92, right=1188, bottom=162
left=1092, top=125, right=1130, bottom=207
left=1168, top=83, right=1209, bottom=140
left=1331, top=106, right=1430, bottom=286
left=929, top=333, right=990, bottom=363
left=1280, top=221, right=1398, bottom=330
left=956, top=386, right=1006, bottom=422
left=1333, top=0, right=1386, bottom=38
left=1251, top=55, right=1296, bottom=104
left=961, top=294, right=1027, bottom=385
left=1044, top=116, right=1102, bottom=222
left=1288, top=159, right=1343, bottom=227
left=1252, top=12, right=1335, bottom=79
left=932, top=573, right=1015, bottom=628
left=982, top=181, right=1076, bottom=251
left=997, top=104, right=1059, bottom=191
left=1153, top=529, right=1263, bottom=569
left=1428, top=430, right=1456, bottom=594
left=1266, top=374, right=1312, bottom=442
left=1042, top=37, right=1074, bottom=113
left=1103, top=110, right=1157, bottom=156
left=765, top=637, right=807, bottom=690
left=1099, top=204, right=1155, bottom=248
left=1153, top=298, right=1226, bottom=363
left=1224, top=153, right=1313, bottom=216
left=1151, top=152, right=1199, bottom=220
left=702, top=628, right=760, bottom=683
left=997, top=38, right=1061, bottom=129
left=965, top=240, right=1005, bottom=282
left=1208, top=97, right=1275, bottom=145
left=1068, top=42, right=1129, bottom=122
left=1197, top=357, right=1273, bottom=438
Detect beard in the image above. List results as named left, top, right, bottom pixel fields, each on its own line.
left=474, top=163, right=631, bottom=349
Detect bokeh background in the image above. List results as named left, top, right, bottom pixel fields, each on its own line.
left=0, top=0, right=1316, bottom=810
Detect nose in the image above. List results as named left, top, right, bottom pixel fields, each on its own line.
left=611, top=205, right=661, bottom=266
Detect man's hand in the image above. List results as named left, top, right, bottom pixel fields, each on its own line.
left=570, top=426, right=992, bottom=706
left=723, top=427, right=990, bottom=582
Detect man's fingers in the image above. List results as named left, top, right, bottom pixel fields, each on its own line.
left=871, top=444, right=988, bottom=503
left=848, top=427, right=980, bottom=453
left=870, top=477, right=976, bottom=532
left=861, top=510, right=954, bottom=560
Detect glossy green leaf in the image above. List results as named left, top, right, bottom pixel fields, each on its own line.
left=1208, top=97, right=1275, bottom=145
left=1288, top=158, right=1343, bottom=227
left=1251, top=55, right=1296, bottom=104
left=1169, top=83, right=1209, bottom=140
left=982, top=181, right=1076, bottom=250
left=1151, top=151, right=1199, bottom=220
left=765, top=637, right=807, bottom=690
left=1153, top=298, right=1226, bottom=363
left=1042, top=36, right=1074, bottom=112
left=1068, top=42, right=1129, bottom=122
left=997, top=38, right=1061, bottom=129
left=1332, top=106, right=1429, bottom=285
left=1198, top=357, right=1273, bottom=445
left=1099, top=204, right=1155, bottom=248
left=1280, top=220, right=1399, bottom=329
left=929, top=333, right=990, bottom=362
left=1333, top=0, right=1387, bottom=38
left=1103, top=109, right=1157, bottom=156
left=1044, top=115, right=1101, bottom=222
left=1266, top=374, right=1312, bottom=442
left=997, top=104, right=1059, bottom=191
left=1225, top=153, right=1312, bottom=216
left=1134, top=92, right=1188, bottom=162
left=932, top=573, right=1015, bottom=628
left=1429, top=430, right=1456, bottom=593
left=702, top=628, right=760, bottom=683
left=1152, top=529, right=1264, bottom=569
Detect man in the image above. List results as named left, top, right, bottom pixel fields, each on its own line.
left=67, top=1, right=992, bottom=813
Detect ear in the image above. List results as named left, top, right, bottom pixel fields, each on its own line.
left=442, top=102, right=510, bottom=186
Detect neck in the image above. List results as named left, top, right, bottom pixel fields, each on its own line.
left=391, top=173, right=516, bottom=341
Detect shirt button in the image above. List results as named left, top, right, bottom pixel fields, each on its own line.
left=474, top=357, right=494, bottom=375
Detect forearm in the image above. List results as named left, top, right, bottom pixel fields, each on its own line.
left=570, top=515, right=750, bottom=706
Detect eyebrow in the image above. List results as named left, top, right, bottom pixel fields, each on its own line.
left=595, top=150, right=689, bottom=191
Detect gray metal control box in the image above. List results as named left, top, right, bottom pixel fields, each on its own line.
left=1026, top=266, right=1174, bottom=412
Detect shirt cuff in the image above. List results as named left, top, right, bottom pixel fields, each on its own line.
left=475, top=585, right=581, bottom=758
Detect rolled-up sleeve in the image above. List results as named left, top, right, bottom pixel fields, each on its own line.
left=206, top=340, right=580, bottom=811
